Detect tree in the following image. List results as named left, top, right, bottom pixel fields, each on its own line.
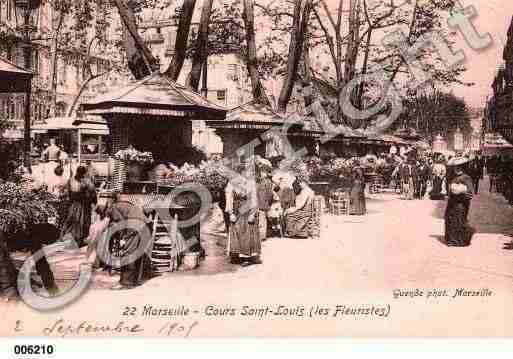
left=277, top=0, right=312, bottom=113
left=400, top=85, right=472, bottom=143
left=258, top=0, right=469, bottom=133
left=113, top=0, right=159, bottom=79
left=163, top=0, right=197, bottom=81
left=242, top=0, right=271, bottom=106
left=186, top=0, right=214, bottom=91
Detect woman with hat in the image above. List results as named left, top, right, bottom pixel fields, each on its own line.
left=444, top=157, right=475, bottom=247
left=225, top=163, right=261, bottom=266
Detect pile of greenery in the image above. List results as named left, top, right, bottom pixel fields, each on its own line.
left=0, top=182, right=57, bottom=234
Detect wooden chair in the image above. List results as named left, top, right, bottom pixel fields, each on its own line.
left=330, top=192, right=350, bottom=216
left=369, top=174, right=384, bottom=194
left=308, top=195, right=324, bottom=239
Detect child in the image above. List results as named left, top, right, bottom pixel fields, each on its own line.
left=85, top=205, right=110, bottom=269
left=267, top=190, right=284, bottom=238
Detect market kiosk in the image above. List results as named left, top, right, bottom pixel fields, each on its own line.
left=82, top=72, right=227, bottom=272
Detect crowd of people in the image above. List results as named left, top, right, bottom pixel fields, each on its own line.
left=383, top=151, right=485, bottom=202
left=2, top=136, right=511, bottom=299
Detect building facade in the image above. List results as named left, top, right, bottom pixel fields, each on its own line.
left=138, top=9, right=253, bottom=153
left=486, top=16, right=513, bottom=144
left=0, top=0, right=120, bottom=138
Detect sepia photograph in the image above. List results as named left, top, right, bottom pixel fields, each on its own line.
left=0, top=0, right=512, bottom=340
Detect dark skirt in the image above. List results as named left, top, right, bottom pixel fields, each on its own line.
left=285, top=201, right=313, bottom=238
left=229, top=211, right=261, bottom=257
left=350, top=181, right=366, bottom=215
left=444, top=197, right=474, bottom=247
left=279, top=188, right=296, bottom=211
left=430, top=177, right=444, bottom=200
left=60, top=200, right=92, bottom=246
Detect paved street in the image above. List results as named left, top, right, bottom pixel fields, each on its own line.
left=2, top=175, right=513, bottom=337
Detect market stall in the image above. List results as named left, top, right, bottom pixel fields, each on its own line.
left=82, top=72, right=227, bottom=272
left=32, top=117, right=109, bottom=159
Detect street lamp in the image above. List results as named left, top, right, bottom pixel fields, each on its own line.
left=14, top=0, right=41, bottom=171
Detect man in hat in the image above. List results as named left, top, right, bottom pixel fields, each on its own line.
left=468, top=156, right=484, bottom=195
left=415, top=158, right=431, bottom=200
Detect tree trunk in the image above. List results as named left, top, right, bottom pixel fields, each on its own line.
left=357, top=28, right=372, bottom=109
left=113, top=0, right=158, bottom=79
left=242, top=0, right=271, bottom=107
left=344, top=0, right=361, bottom=127
left=186, top=0, right=213, bottom=91
left=300, top=40, right=315, bottom=113
left=48, top=11, right=64, bottom=118
left=201, top=58, right=208, bottom=98
left=277, top=0, right=312, bottom=114
left=163, top=0, right=196, bottom=81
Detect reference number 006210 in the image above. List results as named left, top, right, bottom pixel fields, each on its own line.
left=13, top=344, right=55, bottom=356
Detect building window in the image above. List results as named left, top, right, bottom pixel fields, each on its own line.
left=217, top=90, right=226, bottom=101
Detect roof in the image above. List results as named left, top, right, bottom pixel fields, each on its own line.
left=31, top=117, right=109, bottom=134
left=82, top=72, right=226, bottom=120
left=0, top=57, right=32, bottom=75
left=226, top=101, right=287, bottom=124
left=0, top=56, right=32, bottom=93
left=377, top=134, right=410, bottom=145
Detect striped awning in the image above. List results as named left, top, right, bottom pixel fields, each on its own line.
left=81, top=72, right=227, bottom=121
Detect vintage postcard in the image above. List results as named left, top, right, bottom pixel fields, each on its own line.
left=1, top=0, right=513, bottom=340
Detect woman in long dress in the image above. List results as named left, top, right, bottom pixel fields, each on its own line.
left=444, top=158, right=475, bottom=247
left=60, top=166, right=97, bottom=247
left=350, top=163, right=366, bottom=215
left=225, top=165, right=261, bottom=266
left=284, top=179, right=315, bottom=238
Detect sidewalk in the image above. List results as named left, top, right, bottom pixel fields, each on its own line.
left=3, top=176, right=513, bottom=336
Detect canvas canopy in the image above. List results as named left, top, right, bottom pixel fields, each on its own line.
left=0, top=57, right=32, bottom=93
left=31, top=117, right=109, bottom=135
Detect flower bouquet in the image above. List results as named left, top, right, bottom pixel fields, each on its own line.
left=287, top=158, right=310, bottom=182
left=115, top=146, right=154, bottom=181
left=161, top=162, right=200, bottom=187
left=114, top=146, right=154, bottom=165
